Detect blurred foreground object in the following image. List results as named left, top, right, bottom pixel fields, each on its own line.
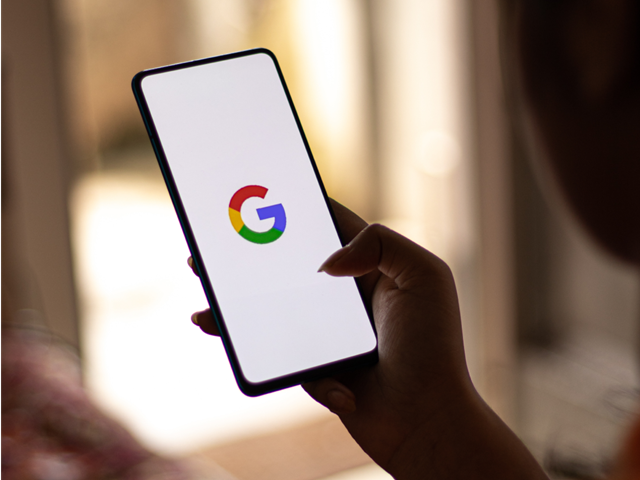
left=1, top=319, right=230, bottom=480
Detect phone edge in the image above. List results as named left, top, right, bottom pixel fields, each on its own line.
left=131, top=48, right=378, bottom=397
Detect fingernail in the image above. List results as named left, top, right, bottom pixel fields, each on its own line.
left=318, top=245, right=352, bottom=273
left=191, top=312, right=199, bottom=325
left=327, top=389, right=356, bottom=414
left=187, top=257, right=194, bottom=268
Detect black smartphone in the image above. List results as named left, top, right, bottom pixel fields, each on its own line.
left=132, top=48, right=377, bottom=396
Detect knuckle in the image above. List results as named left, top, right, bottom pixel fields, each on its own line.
left=364, top=223, right=390, bottom=235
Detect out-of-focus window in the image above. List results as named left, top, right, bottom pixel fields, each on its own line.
left=66, top=0, right=477, bottom=476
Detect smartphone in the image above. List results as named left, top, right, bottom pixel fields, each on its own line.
left=132, top=48, right=378, bottom=396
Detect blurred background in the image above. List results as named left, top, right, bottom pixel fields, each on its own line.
left=2, top=0, right=639, bottom=479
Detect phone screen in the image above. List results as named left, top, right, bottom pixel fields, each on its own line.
left=133, top=50, right=377, bottom=395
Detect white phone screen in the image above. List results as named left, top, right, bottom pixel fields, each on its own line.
left=138, top=51, right=376, bottom=388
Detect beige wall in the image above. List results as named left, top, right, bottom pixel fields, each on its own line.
left=3, top=0, right=79, bottom=347
left=61, top=0, right=192, bottom=165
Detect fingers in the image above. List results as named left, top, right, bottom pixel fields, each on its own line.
left=302, top=378, right=357, bottom=415
left=329, top=198, right=369, bottom=244
left=187, top=259, right=219, bottom=335
left=319, top=223, right=448, bottom=290
left=191, top=309, right=220, bottom=336
left=192, top=304, right=358, bottom=418
left=187, top=256, right=200, bottom=277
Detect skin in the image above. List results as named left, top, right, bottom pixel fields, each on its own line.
left=190, top=201, right=548, bottom=479
left=509, top=2, right=640, bottom=476
left=189, top=2, right=639, bottom=477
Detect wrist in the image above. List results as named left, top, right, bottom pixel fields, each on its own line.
left=384, top=377, right=478, bottom=479
left=385, top=381, right=548, bottom=480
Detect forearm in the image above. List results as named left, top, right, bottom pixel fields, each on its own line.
left=385, top=386, right=549, bottom=480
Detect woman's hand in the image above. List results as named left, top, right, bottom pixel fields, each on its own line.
left=306, top=219, right=477, bottom=475
left=189, top=200, right=547, bottom=479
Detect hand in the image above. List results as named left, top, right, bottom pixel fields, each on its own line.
left=189, top=201, right=547, bottom=479
left=308, top=219, right=474, bottom=474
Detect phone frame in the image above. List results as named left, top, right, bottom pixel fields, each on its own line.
left=132, top=48, right=378, bottom=396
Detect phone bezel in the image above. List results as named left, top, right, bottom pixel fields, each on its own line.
left=132, top=48, right=378, bottom=396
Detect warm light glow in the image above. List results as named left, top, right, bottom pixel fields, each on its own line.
left=71, top=3, right=474, bottom=477
left=416, top=130, right=461, bottom=177
left=73, top=170, right=329, bottom=455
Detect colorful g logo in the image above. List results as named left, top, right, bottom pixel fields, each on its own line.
left=229, top=185, right=286, bottom=244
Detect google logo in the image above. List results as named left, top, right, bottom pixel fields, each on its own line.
left=229, top=185, right=286, bottom=244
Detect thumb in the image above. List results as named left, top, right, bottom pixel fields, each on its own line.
left=319, top=224, right=448, bottom=290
